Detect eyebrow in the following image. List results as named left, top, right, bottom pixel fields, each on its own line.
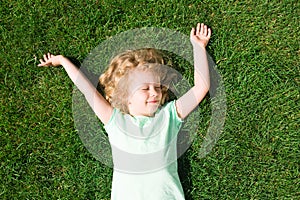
left=138, top=83, right=161, bottom=88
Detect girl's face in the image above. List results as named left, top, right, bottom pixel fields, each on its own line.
left=127, top=70, right=162, bottom=117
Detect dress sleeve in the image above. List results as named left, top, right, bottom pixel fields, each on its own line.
left=104, top=108, right=117, bottom=129
left=166, top=101, right=184, bottom=130
left=170, top=101, right=184, bottom=123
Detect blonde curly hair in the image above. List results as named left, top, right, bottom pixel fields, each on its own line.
left=99, top=48, right=170, bottom=114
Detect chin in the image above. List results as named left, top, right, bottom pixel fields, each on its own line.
left=146, top=108, right=159, bottom=115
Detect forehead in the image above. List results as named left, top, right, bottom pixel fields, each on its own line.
left=129, top=70, right=160, bottom=86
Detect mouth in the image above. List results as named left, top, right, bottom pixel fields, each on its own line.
left=147, top=100, right=159, bottom=104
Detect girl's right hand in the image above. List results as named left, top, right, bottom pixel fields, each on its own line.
left=38, top=53, right=64, bottom=67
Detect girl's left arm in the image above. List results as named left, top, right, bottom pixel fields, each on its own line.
left=175, top=23, right=211, bottom=119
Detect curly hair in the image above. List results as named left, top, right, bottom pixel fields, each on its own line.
left=111, top=63, right=171, bottom=114
left=99, top=48, right=169, bottom=114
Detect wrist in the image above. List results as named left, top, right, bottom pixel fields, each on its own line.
left=59, top=55, right=69, bottom=66
left=193, top=44, right=206, bottom=51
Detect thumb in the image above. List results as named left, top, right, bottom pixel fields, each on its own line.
left=38, top=60, right=52, bottom=67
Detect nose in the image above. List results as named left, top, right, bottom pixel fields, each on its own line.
left=150, top=86, right=158, bottom=97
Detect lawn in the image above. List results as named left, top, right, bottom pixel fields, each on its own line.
left=1, top=0, right=299, bottom=199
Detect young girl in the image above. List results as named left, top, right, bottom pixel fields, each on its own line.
left=38, top=23, right=211, bottom=200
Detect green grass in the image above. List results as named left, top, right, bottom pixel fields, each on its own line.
left=1, top=0, right=299, bottom=199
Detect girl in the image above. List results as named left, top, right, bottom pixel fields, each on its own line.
left=38, top=23, right=211, bottom=200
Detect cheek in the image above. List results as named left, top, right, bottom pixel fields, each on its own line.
left=128, top=91, right=144, bottom=103
left=158, top=91, right=163, bottom=98
left=138, top=92, right=148, bottom=100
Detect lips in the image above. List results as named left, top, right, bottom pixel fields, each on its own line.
left=147, top=100, right=159, bottom=104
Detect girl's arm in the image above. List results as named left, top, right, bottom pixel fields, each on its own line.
left=38, top=53, right=113, bottom=124
left=175, top=23, right=211, bottom=119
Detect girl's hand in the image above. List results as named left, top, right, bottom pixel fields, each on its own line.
left=190, top=23, right=211, bottom=48
left=38, top=53, right=64, bottom=67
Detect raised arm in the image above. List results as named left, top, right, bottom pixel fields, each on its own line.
left=38, top=53, right=113, bottom=124
left=175, top=23, right=211, bottom=119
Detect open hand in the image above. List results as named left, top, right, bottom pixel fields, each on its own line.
left=38, top=53, right=64, bottom=67
left=190, top=23, right=211, bottom=48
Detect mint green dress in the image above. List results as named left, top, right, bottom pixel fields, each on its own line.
left=104, top=101, right=185, bottom=200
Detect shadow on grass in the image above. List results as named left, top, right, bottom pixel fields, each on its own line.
left=178, top=144, right=193, bottom=200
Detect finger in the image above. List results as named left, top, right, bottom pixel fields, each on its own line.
left=190, top=27, right=195, bottom=36
left=196, top=23, right=200, bottom=35
left=39, top=62, right=51, bottom=67
left=38, top=59, right=49, bottom=67
left=39, top=58, right=44, bottom=63
left=38, top=59, right=45, bottom=66
left=203, top=25, right=208, bottom=36
left=207, top=28, right=212, bottom=38
left=200, top=23, right=204, bottom=35
left=43, top=54, right=48, bottom=62
left=48, top=53, right=53, bottom=61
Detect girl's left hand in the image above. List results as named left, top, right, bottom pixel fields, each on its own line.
left=190, top=23, right=211, bottom=48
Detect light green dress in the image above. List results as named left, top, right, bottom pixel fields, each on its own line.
left=104, top=101, right=185, bottom=200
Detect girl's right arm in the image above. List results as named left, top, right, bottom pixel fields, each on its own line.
left=38, top=53, right=113, bottom=124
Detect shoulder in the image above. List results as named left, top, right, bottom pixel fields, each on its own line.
left=103, top=108, right=121, bottom=127
left=104, top=108, right=134, bottom=129
left=162, top=100, right=183, bottom=123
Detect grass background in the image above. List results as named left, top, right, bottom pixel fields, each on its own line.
left=1, top=0, right=299, bottom=199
